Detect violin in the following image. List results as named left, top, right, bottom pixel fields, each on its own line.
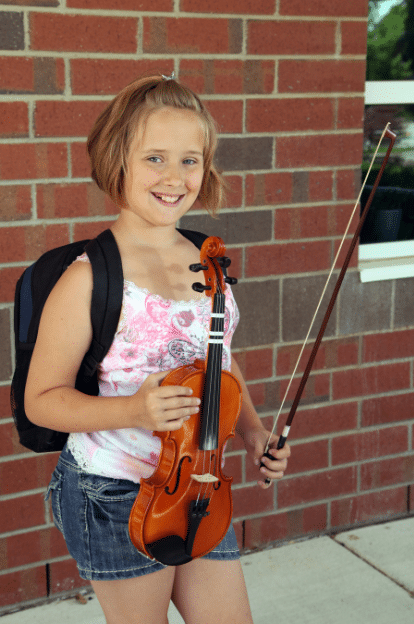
left=129, top=236, right=242, bottom=566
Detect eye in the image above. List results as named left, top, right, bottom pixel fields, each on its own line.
left=183, top=158, right=198, bottom=165
left=147, top=156, right=162, bottom=163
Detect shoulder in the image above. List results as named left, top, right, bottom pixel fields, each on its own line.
left=45, top=255, right=93, bottom=315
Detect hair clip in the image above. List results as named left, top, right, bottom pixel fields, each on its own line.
left=162, top=72, right=175, bottom=81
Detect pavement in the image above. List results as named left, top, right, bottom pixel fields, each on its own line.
left=1, top=516, right=413, bottom=623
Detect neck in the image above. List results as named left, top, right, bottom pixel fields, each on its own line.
left=112, top=210, right=180, bottom=249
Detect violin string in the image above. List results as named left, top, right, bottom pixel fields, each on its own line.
left=264, top=122, right=392, bottom=453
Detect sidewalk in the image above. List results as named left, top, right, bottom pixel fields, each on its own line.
left=1, top=516, right=413, bottom=623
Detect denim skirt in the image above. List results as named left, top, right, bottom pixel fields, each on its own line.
left=45, top=444, right=240, bottom=581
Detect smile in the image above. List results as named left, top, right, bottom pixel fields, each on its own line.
left=152, top=193, right=184, bottom=206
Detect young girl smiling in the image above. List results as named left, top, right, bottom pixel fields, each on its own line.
left=25, top=75, right=290, bottom=624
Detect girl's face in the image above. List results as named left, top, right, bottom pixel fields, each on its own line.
left=123, top=107, right=205, bottom=228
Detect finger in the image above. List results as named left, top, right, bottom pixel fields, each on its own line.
left=157, top=385, right=198, bottom=398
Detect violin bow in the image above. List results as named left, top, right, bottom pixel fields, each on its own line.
left=262, top=123, right=397, bottom=483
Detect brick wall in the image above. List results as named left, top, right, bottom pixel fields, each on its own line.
left=1, top=0, right=413, bottom=613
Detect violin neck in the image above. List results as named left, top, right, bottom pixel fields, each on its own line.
left=199, top=292, right=225, bottom=451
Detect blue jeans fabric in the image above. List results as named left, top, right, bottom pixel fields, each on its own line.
left=46, top=444, right=240, bottom=581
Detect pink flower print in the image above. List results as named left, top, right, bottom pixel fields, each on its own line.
left=174, top=311, right=195, bottom=328
left=121, top=346, right=139, bottom=363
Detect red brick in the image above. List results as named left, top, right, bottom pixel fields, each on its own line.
left=69, top=0, right=171, bottom=7
left=0, top=454, right=58, bottom=496
left=232, top=484, right=274, bottom=517
left=363, top=330, right=414, bottom=363
left=287, top=402, right=358, bottom=440
left=279, top=0, right=368, bottom=17
left=361, top=455, right=414, bottom=490
left=37, top=183, right=118, bottom=219
left=0, top=143, right=67, bottom=180
left=279, top=372, right=330, bottom=406
left=278, top=467, right=357, bottom=507
left=223, top=175, right=243, bottom=209
left=204, top=99, right=243, bottom=134
left=71, top=58, right=172, bottom=95
left=274, top=206, right=330, bottom=239
left=35, top=100, right=106, bottom=137
left=182, top=0, right=275, bottom=13
left=331, top=488, right=407, bottom=528
left=244, top=504, right=328, bottom=549
left=247, top=98, right=334, bottom=133
left=0, top=567, right=47, bottom=607
left=0, top=56, right=64, bottom=94
left=0, top=185, right=32, bottom=220
left=338, top=97, right=365, bottom=129
left=337, top=168, right=360, bottom=200
left=248, top=20, right=335, bottom=55
left=2, top=527, right=67, bottom=570
left=246, top=173, right=292, bottom=207
left=0, top=102, right=28, bottom=137
left=0, top=494, right=45, bottom=533
left=48, top=558, right=89, bottom=595
left=30, top=13, right=137, bottom=53
left=333, top=363, right=410, bottom=400
left=0, top=385, right=11, bottom=419
left=332, top=426, right=408, bottom=466
left=71, top=141, right=90, bottom=178
left=276, top=133, right=363, bottom=168
left=277, top=337, right=359, bottom=375
left=341, top=21, right=368, bottom=55
left=143, top=17, right=241, bottom=54
left=0, top=422, right=27, bottom=457
left=180, top=59, right=274, bottom=95
left=233, top=348, right=273, bottom=381
left=362, top=393, right=414, bottom=427
left=0, top=224, right=69, bottom=263
left=0, top=57, right=34, bottom=92
left=246, top=241, right=331, bottom=277
left=309, top=170, right=334, bottom=201
left=279, top=60, right=366, bottom=93
left=73, top=220, right=117, bottom=241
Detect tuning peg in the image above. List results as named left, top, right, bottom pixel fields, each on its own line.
left=224, top=276, right=238, bottom=285
left=189, top=263, right=208, bottom=272
left=192, top=282, right=212, bottom=293
left=217, top=256, right=231, bottom=269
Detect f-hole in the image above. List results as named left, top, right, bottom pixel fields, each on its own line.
left=165, top=456, right=192, bottom=495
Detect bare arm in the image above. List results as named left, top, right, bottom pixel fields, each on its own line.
left=25, top=260, right=200, bottom=433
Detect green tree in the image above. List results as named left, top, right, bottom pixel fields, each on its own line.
left=366, top=1, right=411, bottom=80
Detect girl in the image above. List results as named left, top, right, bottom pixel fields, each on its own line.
left=25, top=75, right=290, bottom=624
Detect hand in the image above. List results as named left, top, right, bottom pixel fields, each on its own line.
left=128, top=370, right=201, bottom=431
left=243, top=427, right=290, bottom=489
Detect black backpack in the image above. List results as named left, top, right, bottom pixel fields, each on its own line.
left=11, top=227, right=209, bottom=453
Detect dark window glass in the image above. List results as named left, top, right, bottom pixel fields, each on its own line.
left=361, top=1, right=414, bottom=244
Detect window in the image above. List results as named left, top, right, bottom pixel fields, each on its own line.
left=359, top=0, right=414, bottom=282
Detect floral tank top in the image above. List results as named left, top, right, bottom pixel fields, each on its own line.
left=67, top=255, right=239, bottom=483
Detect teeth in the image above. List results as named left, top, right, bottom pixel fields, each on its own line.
left=155, top=194, right=180, bottom=203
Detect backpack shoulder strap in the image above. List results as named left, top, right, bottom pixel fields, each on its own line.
left=81, top=229, right=124, bottom=377
left=176, top=228, right=209, bottom=249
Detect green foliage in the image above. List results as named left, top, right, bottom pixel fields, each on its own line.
left=366, top=1, right=412, bottom=80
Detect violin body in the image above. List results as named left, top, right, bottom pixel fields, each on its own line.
left=129, top=236, right=242, bottom=566
left=128, top=360, right=242, bottom=566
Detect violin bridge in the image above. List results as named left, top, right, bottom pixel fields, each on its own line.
left=190, top=473, right=219, bottom=483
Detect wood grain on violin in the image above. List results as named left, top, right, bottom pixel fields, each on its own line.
left=129, top=237, right=241, bottom=566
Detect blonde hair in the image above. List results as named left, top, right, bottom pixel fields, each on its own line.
left=87, top=75, right=225, bottom=215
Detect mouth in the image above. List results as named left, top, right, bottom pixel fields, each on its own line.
left=151, top=192, right=184, bottom=207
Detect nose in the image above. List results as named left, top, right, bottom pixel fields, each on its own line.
left=163, top=161, right=183, bottom=186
